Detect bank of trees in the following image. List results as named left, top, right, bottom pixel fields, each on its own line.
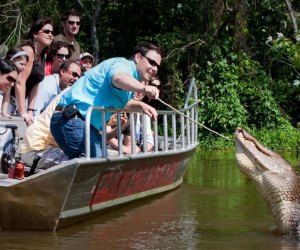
left=0, top=0, right=299, bottom=148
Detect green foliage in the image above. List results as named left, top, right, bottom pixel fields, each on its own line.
left=265, top=32, right=300, bottom=80
left=0, top=0, right=299, bottom=149
left=197, top=51, right=247, bottom=134
left=246, top=122, right=300, bottom=151
left=198, top=121, right=300, bottom=151
left=247, top=0, right=290, bottom=63
left=195, top=46, right=284, bottom=134
left=197, top=133, right=234, bottom=149
left=236, top=54, right=283, bottom=128
left=264, top=32, right=300, bottom=125
left=152, top=31, right=204, bottom=109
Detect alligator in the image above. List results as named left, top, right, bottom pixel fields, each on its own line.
left=234, top=127, right=300, bottom=239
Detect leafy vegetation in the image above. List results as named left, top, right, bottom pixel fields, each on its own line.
left=0, top=0, right=299, bottom=150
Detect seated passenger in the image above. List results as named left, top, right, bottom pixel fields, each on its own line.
left=33, top=60, right=81, bottom=117
left=106, top=77, right=160, bottom=154
left=80, top=52, right=94, bottom=71
left=106, top=113, right=140, bottom=155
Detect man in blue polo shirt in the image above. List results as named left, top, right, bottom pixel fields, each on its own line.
left=50, top=42, right=162, bottom=159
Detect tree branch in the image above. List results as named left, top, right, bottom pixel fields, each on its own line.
left=165, top=39, right=205, bottom=60
left=284, top=0, right=298, bottom=39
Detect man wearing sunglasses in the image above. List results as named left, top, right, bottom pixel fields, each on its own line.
left=53, top=10, right=81, bottom=61
left=33, top=61, right=81, bottom=117
left=50, top=42, right=163, bottom=160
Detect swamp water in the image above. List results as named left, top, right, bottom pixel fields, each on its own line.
left=0, top=149, right=299, bottom=250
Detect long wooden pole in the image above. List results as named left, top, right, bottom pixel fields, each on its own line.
left=157, top=98, right=232, bottom=141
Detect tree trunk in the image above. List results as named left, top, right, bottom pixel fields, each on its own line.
left=76, top=0, right=103, bottom=63
left=284, top=0, right=298, bottom=39
left=91, top=0, right=102, bottom=64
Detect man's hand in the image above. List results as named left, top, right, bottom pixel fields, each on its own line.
left=143, top=85, right=159, bottom=100
left=140, top=102, right=158, bottom=121
left=21, top=112, right=35, bottom=126
left=125, top=99, right=158, bottom=120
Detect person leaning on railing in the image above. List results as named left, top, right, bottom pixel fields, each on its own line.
left=4, top=18, right=54, bottom=126
left=50, top=42, right=163, bottom=159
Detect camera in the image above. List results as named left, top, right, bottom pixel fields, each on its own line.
left=62, top=105, right=79, bottom=119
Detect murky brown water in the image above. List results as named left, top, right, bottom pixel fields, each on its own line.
left=0, top=149, right=300, bottom=249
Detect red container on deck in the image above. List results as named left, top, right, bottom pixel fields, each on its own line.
left=8, top=160, right=25, bottom=180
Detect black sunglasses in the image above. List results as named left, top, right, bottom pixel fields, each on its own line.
left=149, top=82, right=160, bottom=88
left=148, top=82, right=161, bottom=91
left=67, top=21, right=81, bottom=26
left=142, top=55, right=160, bottom=69
left=6, top=75, right=16, bottom=84
left=68, top=71, right=80, bottom=78
left=56, top=53, right=70, bottom=60
left=42, top=29, right=54, bottom=35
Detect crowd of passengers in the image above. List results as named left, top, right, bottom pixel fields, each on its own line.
left=0, top=9, right=163, bottom=171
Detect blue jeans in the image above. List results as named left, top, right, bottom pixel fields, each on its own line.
left=50, top=112, right=102, bottom=159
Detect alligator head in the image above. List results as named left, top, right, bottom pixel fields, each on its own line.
left=234, top=127, right=300, bottom=239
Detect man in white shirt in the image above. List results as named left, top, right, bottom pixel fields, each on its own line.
left=33, top=61, right=82, bottom=117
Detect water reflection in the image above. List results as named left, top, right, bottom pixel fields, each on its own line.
left=53, top=188, right=200, bottom=250
left=0, top=149, right=299, bottom=249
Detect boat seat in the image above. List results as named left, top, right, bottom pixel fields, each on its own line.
left=0, top=173, right=8, bottom=179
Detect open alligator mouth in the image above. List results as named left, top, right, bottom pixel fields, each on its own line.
left=234, top=127, right=294, bottom=174
left=234, top=128, right=300, bottom=239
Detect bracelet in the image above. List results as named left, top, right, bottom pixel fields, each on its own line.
left=27, top=108, right=37, bottom=112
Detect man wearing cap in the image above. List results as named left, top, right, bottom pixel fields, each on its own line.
left=80, top=52, right=94, bottom=71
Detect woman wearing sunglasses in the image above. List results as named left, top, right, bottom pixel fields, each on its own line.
left=45, top=41, right=72, bottom=76
left=0, top=59, right=19, bottom=93
left=8, top=17, right=54, bottom=125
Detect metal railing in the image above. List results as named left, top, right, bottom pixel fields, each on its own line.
left=85, top=78, right=199, bottom=159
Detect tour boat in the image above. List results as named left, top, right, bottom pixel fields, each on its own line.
left=0, top=79, right=199, bottom=231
